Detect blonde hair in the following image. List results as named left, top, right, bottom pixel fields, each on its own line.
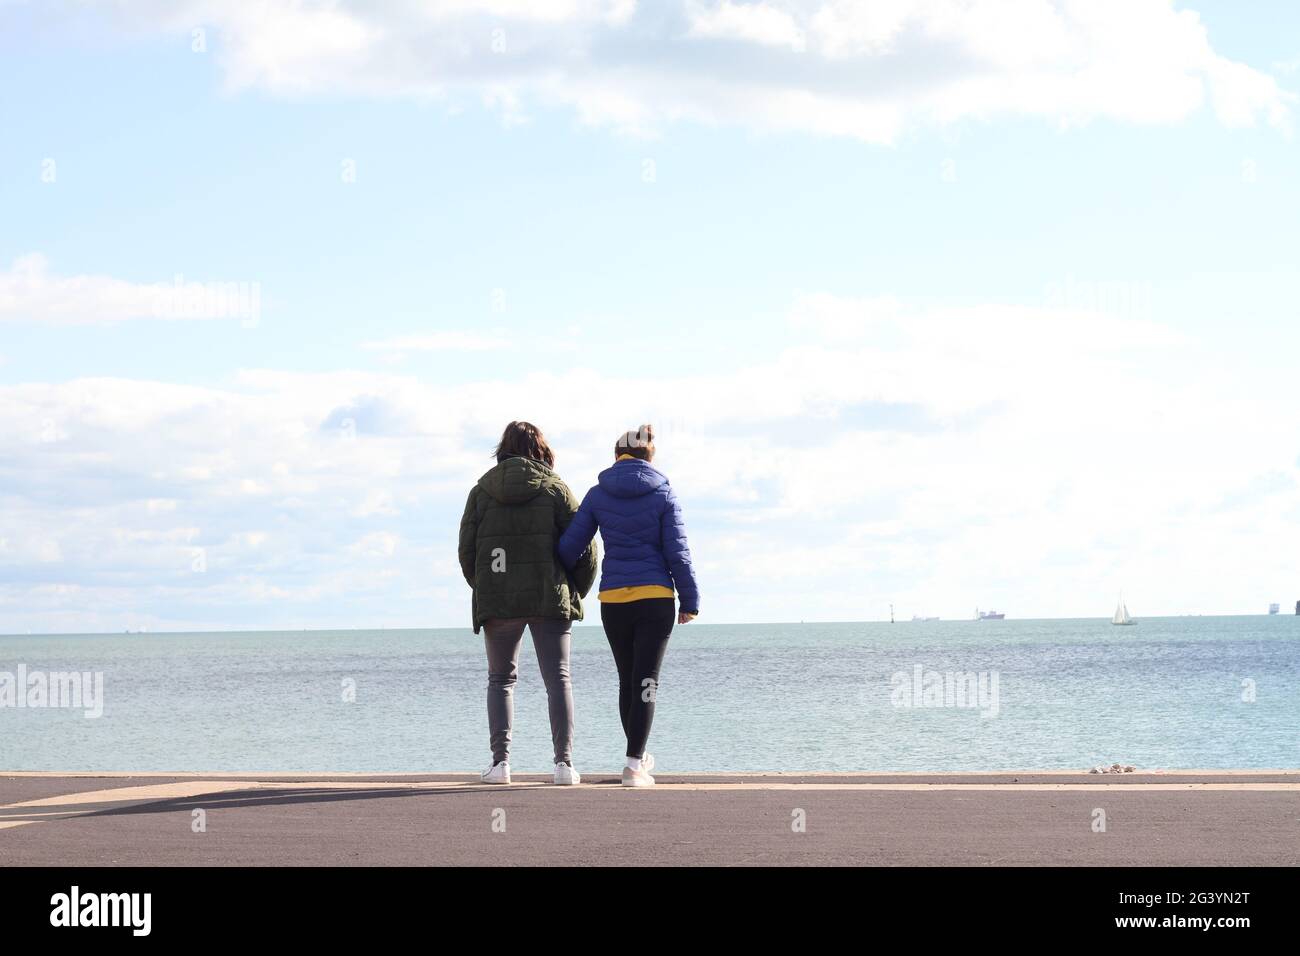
left=615, top=423, right=655, bottom=461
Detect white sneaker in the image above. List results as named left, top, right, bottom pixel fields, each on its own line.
left=554, top=762, right=581, bottom=786
left=622, top=765, right=655, bottom=788
left=481, top=760, right=511, bottom=785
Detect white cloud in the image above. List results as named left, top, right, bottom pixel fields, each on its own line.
left=687, top=0, right=803, bottom=49
left=85, top=0, right=1294, bottom=142
left=0, top=254, right=158, bottom=325
left=350, top=531, right=400, bottom=559
left=0, top=254, right=261, bottom=325
left=353, top=489, right=399, bottom=518
left=3, top=292, right=1298, bottom=631
left=361, top=332, right=512, bottom=355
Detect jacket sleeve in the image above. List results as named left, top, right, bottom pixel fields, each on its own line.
left=661, top=486, right=700, bottom=613
left=458, top=487, right=478, bottom=587
left=556, top=485, right=599, bottom=597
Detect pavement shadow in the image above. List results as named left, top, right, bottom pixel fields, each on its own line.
left=81, top=781, right=625, bottom=819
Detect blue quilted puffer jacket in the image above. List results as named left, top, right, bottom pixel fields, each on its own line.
left=556, top=458, right=700, bottom=614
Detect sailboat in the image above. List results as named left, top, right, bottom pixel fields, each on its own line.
left=1112, top=595, right=1136, bottom=626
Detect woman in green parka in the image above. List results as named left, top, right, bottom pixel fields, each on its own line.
left=458, top=421, right=597, bottom=786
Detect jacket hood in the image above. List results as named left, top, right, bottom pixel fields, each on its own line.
left=598, top=459, right=668, bottom=499
left=478, top=456, right=554, bottom=505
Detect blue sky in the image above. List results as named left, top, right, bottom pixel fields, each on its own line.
left=2, top=0, right=1299, bottom=631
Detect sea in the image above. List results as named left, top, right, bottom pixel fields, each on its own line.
left=1, top=616, right=1296, bottom=773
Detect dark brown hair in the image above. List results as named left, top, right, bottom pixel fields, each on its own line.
left=495, top=421, right=555, bottom=468
left=615, top=423, right=655, bottom=462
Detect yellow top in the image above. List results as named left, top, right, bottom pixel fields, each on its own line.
left=599, top=455, right=671, bottom=603
left=599, top=585, right=676, bottom=603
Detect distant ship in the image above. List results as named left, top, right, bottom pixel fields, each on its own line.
left=912, top=615, right=940, bottom=622
left=1112, top=596, right=1136, bottom=626
left=1268, top=603, right=1280, bottom=615
left=975, top=608, right=1005, bottom=620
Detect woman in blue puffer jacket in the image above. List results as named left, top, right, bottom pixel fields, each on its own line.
left=557, top=424, right=700, bottom=787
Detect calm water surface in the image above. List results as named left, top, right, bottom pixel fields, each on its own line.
left=1, top=616, right=1296, bottom=772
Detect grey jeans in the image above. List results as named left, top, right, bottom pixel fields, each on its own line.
left=482, top=617, right=574, bottom=766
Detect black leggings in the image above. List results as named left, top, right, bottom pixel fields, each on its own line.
left=600, top=598, right=675, bottom=759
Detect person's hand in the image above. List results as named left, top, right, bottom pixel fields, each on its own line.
left=679, top=611, right=697, bottom=624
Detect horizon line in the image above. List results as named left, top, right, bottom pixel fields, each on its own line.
left=3, top=612, right=1297, bottom=638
